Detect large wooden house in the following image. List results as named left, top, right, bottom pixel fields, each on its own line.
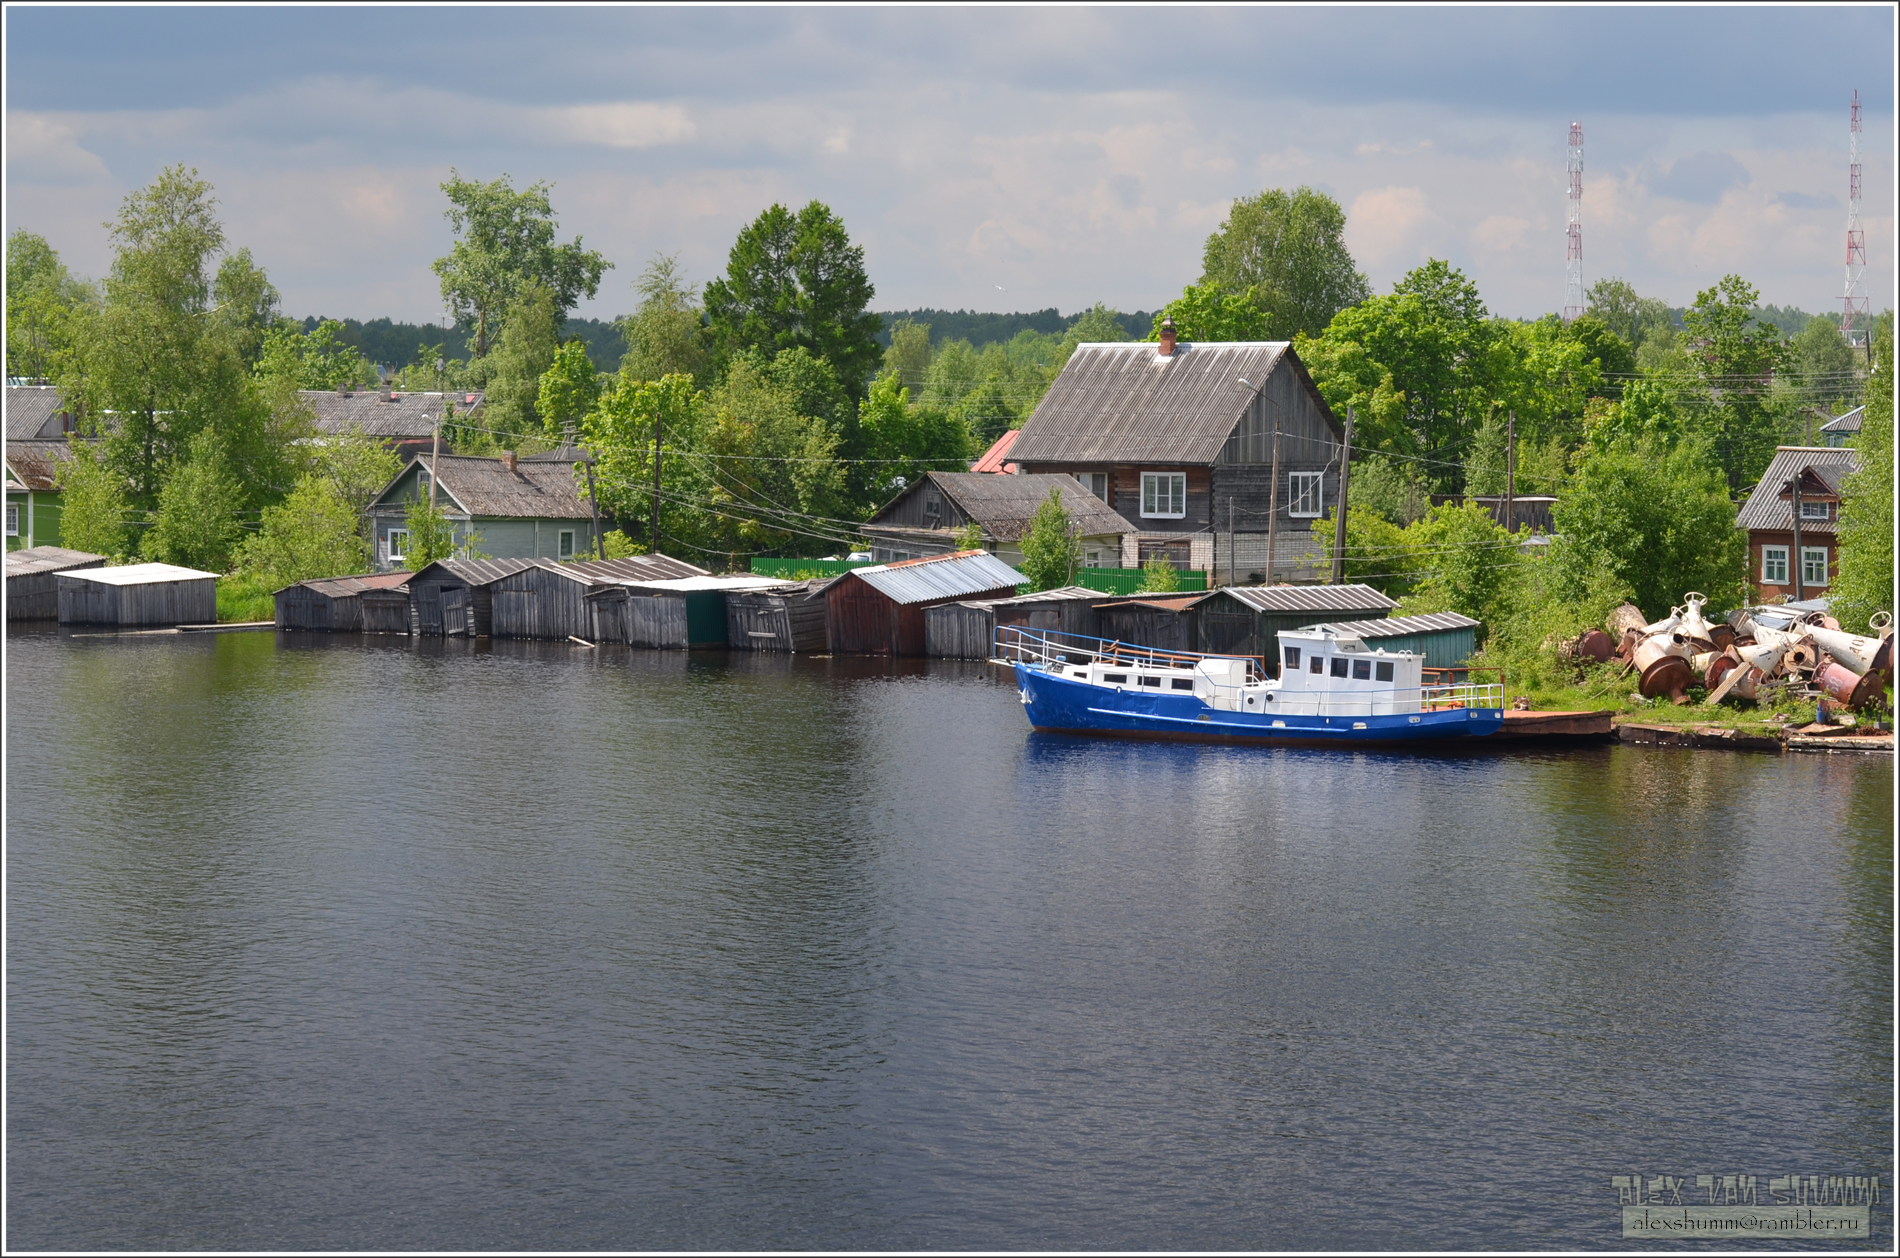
left=365, top=452, right=601, bottom=569
left=861, top=471, right=1130, bottom=569
left=1007, top=329, right=1345, bottom=583
left=1736, top=446, right=1860, bottom=603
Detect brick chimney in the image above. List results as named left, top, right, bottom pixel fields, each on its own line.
left=502, top=450, right=517, bottom=474
left=1158, top=316, right=1177, bottom=357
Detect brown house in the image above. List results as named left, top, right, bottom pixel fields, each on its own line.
left=1735, top=446, right=1860, bottom=603
left=825, top=550, right=1024, bottom=656
left=861, top=471, right=1130, bottom=569
left=1006, top=330, right=1345, bottom=583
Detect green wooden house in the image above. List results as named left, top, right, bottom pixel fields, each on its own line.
left=365, top=451, right=601, bottom=570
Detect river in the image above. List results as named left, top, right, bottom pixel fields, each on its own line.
left=5, top=626, right=1891, bottom=1250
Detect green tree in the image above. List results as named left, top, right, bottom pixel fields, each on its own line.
left=856, top=373, right=974, bottom=504
left=1342, top=453, right=1430, bottom=526
left=695, top=356, right=848, bottom=554
left=704, top=201, right=881, bottom=393
left=1058, top=303, right=1131, bottom=356
left=1137, top=553, right=1182, bottom=593
left=255, top=318, right=367, bottom=390
left=1018, top=485, right=1080, bottom=591
left=1199, top=186, right=1370, bottom=340
left=884, top=318, right=933, bottom=394
left=235, top=473, right=366, bottom=584
left=1147, top=282, right=1271, bottom=343
left=1308, top=506, right=1426, bottom=596
left=1680, top=274, right=1786, bottom=492
left=311, top=423, right=402, bottom=549
left=1548, top=436, right=1748, bottom=618
left=1585, top=277, right=1674, bottom=354
left=6, top=230, right=94, bottom=381
left=1788, top=314, right=1861, bottom=418
left=211, top=247, right=281, bottom=367
left=618, top=253, right=709, bottom=385
left=52, top=440, right=132, bottom=558
left=953, top=518, right=985, bottom=551
left=402, top=497, right=460, bottom=569
left=1404, top=501, right=1520, bottom=634
left=432, top=170, right=610, bottom=357
left=143, top=430, right=242, bottom=570
left=583, top=373, right=705, bottom=551
left=1831, top=315, right=1893, bottom=631
left=479, top=281, right=560, bottom=444
left=538, top=338, right=600, bottom=443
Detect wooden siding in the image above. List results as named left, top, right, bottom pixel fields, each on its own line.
left=274, top=586, right=370, bottom=632
left=488, top=566, right=596, bottom=640
left=361, top=589, right=411, bottom=634
left=993, top=595, right=1103, bottom=640
left=7, top=556, right=104, bottom=621
left=726, top=587, right=828, bottom=653
left=625, top=594, right=690, bottom=648
left=874, top=483, right=972, bottom=531
left=410, top=574, right=496, bottom=637
left=1094, top=601, right=1194, bottom=654
left=825, top=576, right=1020, bottom=656
left=925, top=602, right=998, bottom=658
left=57, top=575, right=216, bottom=626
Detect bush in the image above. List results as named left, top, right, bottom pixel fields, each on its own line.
left=1018, top=486, right=1080, bottom=591
left=235, top=474, right=366, bottom=586
left=143, top=432, right=242, bottom=571
left=52, top=441, right=133, bottom=560
left=1137, top=554, right=1181, bottom=593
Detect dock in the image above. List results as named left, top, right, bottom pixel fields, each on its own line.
left=1493, top=709, right=1615, bottom=741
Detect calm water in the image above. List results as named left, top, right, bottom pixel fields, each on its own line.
left=5, top=626, right=1891, bottom=1251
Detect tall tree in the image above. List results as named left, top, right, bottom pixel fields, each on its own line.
left=1585, top=277, right=1674, bottom=353
left=432, top=171, right=610, bottom=357
left=1018, top=486, right=1081, bottom=591
left=1831, top=315, right=1893, bottom=632
left=538, top=339, right=601, bottom=443
left=704, top=201, right=881, bottom=395
left=1680, top=274, right=1786, bottom=492
left=6, top=230, right=94, bottom=381
left=618, top=253, right=709, bottom=385
left=884, top=318, right=932, bottom=395
left=479, top=281, right=560, bottom=444
left=1200, top=186, right=1370, bottom=340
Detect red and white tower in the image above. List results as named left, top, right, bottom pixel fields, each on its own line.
left=1564, top=122, right=1584, bottom=321
left=1841, top=90, right=1868, bottom=347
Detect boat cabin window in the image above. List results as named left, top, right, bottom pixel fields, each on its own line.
left=1376, top=661, right=1395, bottom=682
left=1138, top=675, right=1161, bottom=687
left=1170, top=678, right=1194, bottom=691
left=1310, top=656, right=1324, bottom=675
left=1283, top=646, right=1301, bottom=670
left=1103, top=673, right=1127, bottom=684
left=1352, top=659, right=1371, bottom=680
left=1330, top=657, right=1348, bottom=678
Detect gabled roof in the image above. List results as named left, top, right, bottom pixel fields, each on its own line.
left=1009, top=341, right=1333, bottom=464
left=869, top=471, right=1131, bottom=541
left=302, top=389, right=483, bottom=440
left=5, top=440, right=75, bottom=490
left=1215, top=583, right=1399, bottom=615
left=408, top=557, right=539, bottom=586
left=277, top=571, right=415, bottom=598
left=1736, top=446, right=1861, bottom=534
left=5, top=545, right=104, bottom=578
left=970, top=428, right=1020, bottom=473
left=370, top=454, right=594, bottom=520
left=1821, top=405, right=1863, bottom=434
left=5, top=385, right=74, bottom=440
left=842, top=549, right=1024, bottom=604
left=563, top=555, right=709, bottom=582
left=58, top=562, right=216, bottom=585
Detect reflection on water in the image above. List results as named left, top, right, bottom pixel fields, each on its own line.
left=6, top=626, right=1891, bottom=1250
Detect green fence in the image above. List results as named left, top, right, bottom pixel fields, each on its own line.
left=749, top=557, right=880, bottom=580
left=1069, top=567, right=1209, bottom=596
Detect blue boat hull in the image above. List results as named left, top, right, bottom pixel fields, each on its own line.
left=1012, top=664, right=1504, bottom=747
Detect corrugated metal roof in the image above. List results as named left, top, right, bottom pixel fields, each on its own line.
left=412, top=557, right=538, bottom=585
left=1821, top=406, right=1863, bottom=434
left=6, top=545, right=104, bottom=578
left=989, top=584, right=1103, bottom=605
left=1323, top=612, right=1481, bottom=637
left=1736, top=446, right=1860, bottom=534
left=1217, top=583, right=1399, bottom=614
left=303, top=389, right=484, bottom=440
left=969, top=428, right=1020, bottom=473
left=5, top=385, right=69, bottom=440
left=1008, top=342, right=1293, bottom=464
left=57, top=562, right=217, bottom=585
left=564, top=554, right=708, bottom=582
left=620, top=575, right=792, bottom=593
left=846, top=550, right=1024, bottom=604
left=288, top=571, right=415, bottom=599
left=5, top=440, right=76, bottom=490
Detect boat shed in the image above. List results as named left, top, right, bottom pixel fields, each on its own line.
left=925, top=599, right=1008, bottom=659
left=7, top=545, right=104, bottom=620
left=273, top=571, right=413, bottom=632
left=826, top=550, right=1025, bottom=656
left=1314, top=612, right=1481, bottom=670
left=1093, top=583, right=1398, bottom=671
left=593, top=575, right=791, bottom=648
left=57, top=562, right=217, bottom=626
left=488, top=554, right=711, bottom=641
left=726, top=580, right=831, bottom=653
left=406, top=557, right=536, bottom=636
left=361, top=585, right=413, bottom=635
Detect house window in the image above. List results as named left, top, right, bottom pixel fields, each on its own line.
left=4, top=504, right=16, bottom=537
left=559, top=529, right=576, bottom=560
left=924, top=496, right=941, bottom=521
left=1288, top=471, right=1323, bottom=518
left=1761, top=546, right=1788, bottom=584
left=1140, top=472, right=1186, bottom=518
left=1799, top=499, right=1830, bottom=520
left=1802, top=547, right=1829, bottom=586
left=1283, top=646, right=1302, bottom=670
left=1076, top=472, right=1108, bottom=501
left=387, top=528, right=410, bottom=564
left=1084, top=549, right=1105, bottom=568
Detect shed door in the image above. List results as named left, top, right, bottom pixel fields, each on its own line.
left=442, top=586, right=470, bottom=636
left=1200, top=611, right=1258, bottom=657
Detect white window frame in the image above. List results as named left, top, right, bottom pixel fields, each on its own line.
left=387, top=528, right=410, bottom=564
left=4, top=503, right=17, bottom=537
left=1761, top=545, right=1788, bottom=584
left=1288, top=471, right=1324, bottom=518
left=1140, top=472, right=1186, bottom=519
left=1801, top=546, right=1829, bottom=586
left=1799, top=499, right=1830, bottom=520
left=558, top=529, right=576, bottom=560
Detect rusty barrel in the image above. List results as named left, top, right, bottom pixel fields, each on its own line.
left=1705, top=654, right=1737, bottom=691
left=1634, top=635, right=1694, bottom=703
left=1816, top=659, right=1886, bottom=711
left=1576, top=629, right=1614, bottom=663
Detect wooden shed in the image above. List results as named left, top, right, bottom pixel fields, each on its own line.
left=7, top=545, right=104, bottom=620
left=56, top=562, right=217, bottom=627
left=825, top=550, right=1024, bottom=656
left=483, top=554, right=711, bottom=642
left=1092, top=583, right=1399, bottom=673
left=593, top=575, right=792, bottom=649
left=726, top=581, right=831, bottom=653
left=361, top=587, right=413, bottom=634
left=406, top=557, right=535, bottom=636
left=925, top=600, right=1005, bottom=659
left=273, top=571, right=413, bottom=632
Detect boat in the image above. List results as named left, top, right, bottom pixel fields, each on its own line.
left=999, top=622, right=1504, bottom=747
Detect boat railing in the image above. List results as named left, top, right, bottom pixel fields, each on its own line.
left=1419, top=681, right=1505, bottom=711
left=993, top=624, right=1265, bottom=685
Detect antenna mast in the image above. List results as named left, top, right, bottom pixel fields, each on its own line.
left=1841, top=90, right=1868, bottom=348
left=1564, top=121, right=1584, bottom=321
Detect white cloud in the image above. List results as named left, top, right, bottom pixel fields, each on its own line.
left=544, top=102, right=696, bottom=150
left=3, top=113, right=112, bottom=184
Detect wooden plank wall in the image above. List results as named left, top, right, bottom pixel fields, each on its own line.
left=1095, top=603, right=1193, bottom=653
left=626, top=594, right=689, bottom=648
left=726, top=590, right=828, bottom=652
left=361, top=591, right=411, bottom=634
left=489, top=567, right=594, bottom=640
left=8, top=560, right=105, bottom=620
left=58, top=576, right=216, bottom=626
left=925, top=603, right=996, bottom=658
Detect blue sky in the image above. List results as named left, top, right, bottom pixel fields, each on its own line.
left=5, top=6, right=1893, bottom=325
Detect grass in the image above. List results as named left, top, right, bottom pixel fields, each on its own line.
left=1480, top=657, right=1825, bottom=736
left=216, top=572, right=277, bottom=623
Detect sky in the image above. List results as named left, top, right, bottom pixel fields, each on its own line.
left=4, top=5, right=1894, bottom=328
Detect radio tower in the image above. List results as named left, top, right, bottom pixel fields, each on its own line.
left=1564, top=121, right=1584, bottom=321
left=1841, top=90, right=1868, bottom=348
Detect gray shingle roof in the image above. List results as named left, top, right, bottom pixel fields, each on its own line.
left=5, top=386, right=72, bottom=440
left=5, top=545, right=104, bottom=578
left=1821, top=406, right=1863, bottom=434
left=1736, top=447, right=1861, bottom=535
left=5, top=440, right=76, bottom=490
left=411, top=557, right=539, bottom=586
left=1008, top=342, right=1294, bottom=464
left=302, top=389, right=483, bottom=440
left=378, top=454, right=595, bottom=520
left=926, top=472, right=1130, bottom=539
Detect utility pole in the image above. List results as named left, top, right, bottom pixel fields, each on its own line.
left=1228, top=497, right=1236, bottom=587
left=584, top=458, right=604, bottom=560
left=1789, top=472, right=1804, bottom=602
left=1331, top=407, right=1354, bottom=585
left=650, top=406, right=664, bottom=554
left=1265, top=411, right=1282, bottom=584
left=1504, top=411, right=1516, bottom=534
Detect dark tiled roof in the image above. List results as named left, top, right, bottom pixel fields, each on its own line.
left=1736, top=447, right=1861, bottom=535
left=930, top=471, right=1130, bottom=539
left=1009, top=342, right=1295, bottom=464
left=5, top=385, right=73, bottom=440
left=5, top=440, right=76, bottom=490
left=382, top=454, right=596, bottom=520
left=302, top=389, right=483, bottom=440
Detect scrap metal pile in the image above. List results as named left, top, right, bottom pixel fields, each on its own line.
left=1582, top=593, right=1895, bottom=708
